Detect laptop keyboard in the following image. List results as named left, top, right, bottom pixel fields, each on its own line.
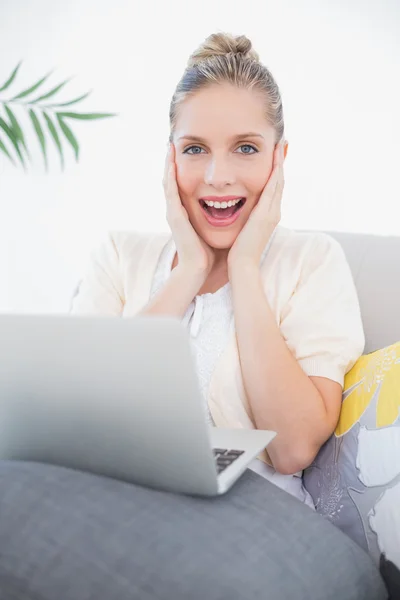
left=213, top=448, right=245, bottom=474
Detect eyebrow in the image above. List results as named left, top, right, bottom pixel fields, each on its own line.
left=177, top=132, right=264, bottom=143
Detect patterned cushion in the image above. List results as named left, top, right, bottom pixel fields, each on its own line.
left=303, top=341, right=400, bottom=597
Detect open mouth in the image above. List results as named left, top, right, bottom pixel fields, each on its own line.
left=199, top=198, right=246, bottom=225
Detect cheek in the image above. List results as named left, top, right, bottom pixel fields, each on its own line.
left=176, top=163, right=200, bottom=201
left=246, top=170, right=271, bottom=201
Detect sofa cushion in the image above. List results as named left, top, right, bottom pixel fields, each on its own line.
left=304, top=340, right=400, bottom=598
left=0, top=461, right=386, bottom=600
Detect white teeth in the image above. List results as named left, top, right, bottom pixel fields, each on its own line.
left=203, top=198, right=243, bottom=209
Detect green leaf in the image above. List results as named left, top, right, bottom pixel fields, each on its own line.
left=10, top=71, right=53, bottom=100
left=29, top=109, right=47, bottom=170
left=57, top=115, right=79, bottom=161
left=0, top=61, right=22, bottom=93
left=0, top=116, right=26, bottom=169
left=3, top=105, right=30, bottom=160
left=0, top=135, right=16, bottom=166
left=30, top=78, right=71, bottom=104
left=46, top=90, right=92, bottom=108
left=43, top=111, right=64, bottom=169
left=57, top=111, right=116, bottom=120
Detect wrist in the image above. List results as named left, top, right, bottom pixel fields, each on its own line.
left=174, top=263, right=208, bottom=291
left=228, top=258, right=259, bottom=280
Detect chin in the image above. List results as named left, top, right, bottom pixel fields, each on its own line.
left=200, top=228, right=240, bottom=250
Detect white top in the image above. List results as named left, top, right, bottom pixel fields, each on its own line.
left=72, top=226, right=366, bottom=393
left=71, top=225, right=365, bottom=510
left=149, top=232, right=315, bottom=509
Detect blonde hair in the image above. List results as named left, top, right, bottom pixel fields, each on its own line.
left=169, top=32, right=285, bottom=143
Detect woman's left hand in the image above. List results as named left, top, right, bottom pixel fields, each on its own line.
left=227, top=140, right=285, bottom=271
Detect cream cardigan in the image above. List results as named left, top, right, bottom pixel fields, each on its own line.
left=70, top=224, right=365, bottom=467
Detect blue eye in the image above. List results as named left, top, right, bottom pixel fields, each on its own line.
left=238, top=144, right=258, bottom=154
left=183, top=144, right=258, bottom=155
left=184, top=146, right=204, bottom=155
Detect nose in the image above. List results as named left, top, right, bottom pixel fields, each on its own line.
left=204, top=154, right=236, bottom=189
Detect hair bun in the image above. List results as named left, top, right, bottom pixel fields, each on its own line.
left=187, top=32, right=259, bottom=68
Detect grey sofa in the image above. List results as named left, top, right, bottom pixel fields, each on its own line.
left=1, top=228, right=398, bottom=600
left=313, top=229, right=400, bottom=354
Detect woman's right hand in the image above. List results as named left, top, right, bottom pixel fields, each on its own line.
left=163, top=142, right=215, bottom=281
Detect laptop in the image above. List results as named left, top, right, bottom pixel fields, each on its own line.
left=0, top=314, right=276, bottom=496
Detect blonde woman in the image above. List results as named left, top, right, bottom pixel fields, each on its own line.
left=71, top=32, right=365, bottom=509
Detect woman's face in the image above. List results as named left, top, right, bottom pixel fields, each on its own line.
left=172, top=83, right=286, bottom=250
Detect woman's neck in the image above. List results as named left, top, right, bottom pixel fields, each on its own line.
left=198, top=266, right=229, bottom=295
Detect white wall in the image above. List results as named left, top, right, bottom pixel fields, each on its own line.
left=1, top=0, right=399, bottom=313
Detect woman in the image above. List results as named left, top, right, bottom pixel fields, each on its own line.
left=71, top=32, right=365, bottom=509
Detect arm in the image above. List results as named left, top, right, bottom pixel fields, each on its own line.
left=226, top=145, right=364, bottom=475
left=228, top=226, right=365, bottom=476
left=229, top=262, right=342, bottom=475
left=70, top=232, right=125, bottom=316
left=71, top=232, right=205, bottom=320
left=139, top=266, right=205, bottom=318
left=73, top=142, right=216, bottom=318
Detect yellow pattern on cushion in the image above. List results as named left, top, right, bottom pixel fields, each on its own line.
left=335, top=341, right=400, bottom=437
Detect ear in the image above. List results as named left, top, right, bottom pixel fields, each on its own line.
left=282, top=140, right=289, bottom=160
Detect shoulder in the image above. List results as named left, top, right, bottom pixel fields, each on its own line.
left=263, top=225, right=352, bottom=299
left=273, top=224, right=343, bottom=257
left=101, top=230, right=171, bottom=262
left=271, top=225, right=346, bottom=274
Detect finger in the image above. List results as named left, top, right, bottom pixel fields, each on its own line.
left=274, top=143, right=280, bottom=167
left=275, top=164, right=285, bottom=195
left=254, top=165, right=279, bottom=218
left=167, top=146, right=180, bottom=202
left=164, top=144, right=184, bottom=220
left=163, top=144, right=175, bottom=195
left=268, top=163, right=284, bottom=219
left=163, top=143, right=173, bottom=189
left=265, top=161, right=280, bottom=195
left=273, top=141, right=285, bottom=171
